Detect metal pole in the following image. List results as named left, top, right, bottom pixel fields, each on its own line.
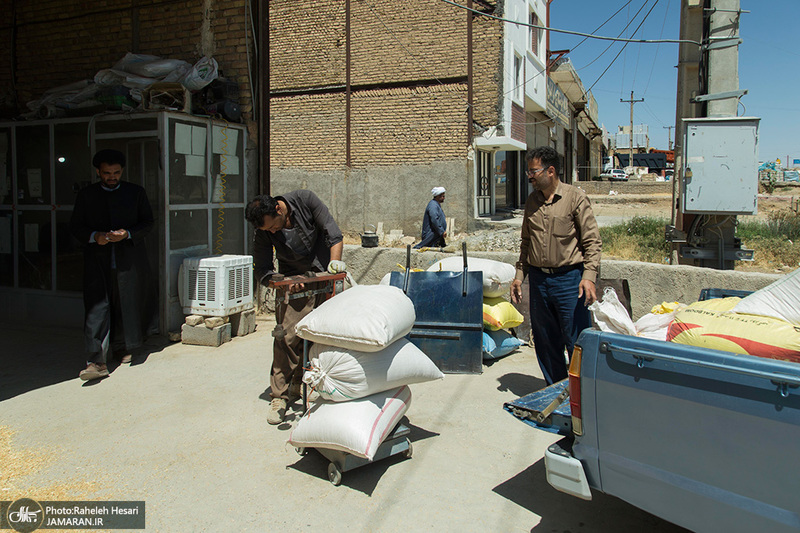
left=258, top=0, right=270, bottom=195
left=346, top=0, right=351, bottom=168
left=467, top=0, right=473, bottom=145
left=620, top=91, right=643, bottom=171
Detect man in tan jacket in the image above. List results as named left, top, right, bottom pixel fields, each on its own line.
left=510, top=146, right=601, bottom=385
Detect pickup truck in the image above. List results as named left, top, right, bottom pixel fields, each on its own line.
left=506, top=301, right=800, bottom=532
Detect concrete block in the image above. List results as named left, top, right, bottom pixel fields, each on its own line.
left=181, top=323, right=231, bottom=347
left=230, top=309, right=257, bottom=337
left=185, top=315, right=204, bottom=326
left=204, top=317, right=226, bottom=328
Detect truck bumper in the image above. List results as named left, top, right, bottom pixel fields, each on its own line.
left=544, top=438, right=592, bottom=500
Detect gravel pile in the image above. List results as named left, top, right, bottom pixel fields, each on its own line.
left=451, top=226, right=521, bottom=253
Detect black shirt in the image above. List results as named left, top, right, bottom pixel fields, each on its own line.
left=252, top=190, right=343, bottom=283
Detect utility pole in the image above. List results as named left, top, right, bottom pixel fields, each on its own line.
left=620, top=91, right=644, bottom=170
left=663, top=125, right=674, bottom=150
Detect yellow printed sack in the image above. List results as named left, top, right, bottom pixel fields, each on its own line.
left=483, top=297, right=524, bottom=331
left=667, top=297, right=800, bottom=364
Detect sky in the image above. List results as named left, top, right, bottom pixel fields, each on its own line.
left=548, top=0, right=800, bottom=165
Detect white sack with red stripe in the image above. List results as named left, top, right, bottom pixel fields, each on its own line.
left=288, top=386, right=411, bottom=461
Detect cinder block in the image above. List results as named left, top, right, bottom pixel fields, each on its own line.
left=185, top=314, right=204, bottom=326
left=204, top=316, right=226, bottom=328
left=181, top=323, right=231, bottom=347
left=230, top=309, right=257, bottom=337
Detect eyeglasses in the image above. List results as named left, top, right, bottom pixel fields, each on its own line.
left=526, top=167, right=546, bottom=177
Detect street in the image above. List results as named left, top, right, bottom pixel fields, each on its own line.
left=0, top=316, right=687, bottom=532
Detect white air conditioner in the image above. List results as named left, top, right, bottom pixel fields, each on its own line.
left=180, top=255, right=254, bottom=316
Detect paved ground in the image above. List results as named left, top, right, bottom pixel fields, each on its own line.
left=0, top=316, right=687, bottom=532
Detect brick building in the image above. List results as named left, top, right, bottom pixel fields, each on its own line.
left=0, top=0, right=604, bottom=329
left=268, top=0, right=504, bottom=235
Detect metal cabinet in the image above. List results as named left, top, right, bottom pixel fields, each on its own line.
left=0, top=112, right=249, bottom=334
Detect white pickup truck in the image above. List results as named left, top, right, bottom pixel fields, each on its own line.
left=599, top=169, right=628, bottom=181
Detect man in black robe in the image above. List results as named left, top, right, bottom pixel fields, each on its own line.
left=70, top=149, right=154, bottom=381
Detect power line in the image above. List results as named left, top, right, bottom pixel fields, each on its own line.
left=501, top=0, right=641, bottom=102
left=581, top=0, right=661, bottom=99
left=631, top=1, right=653, bottom=90
left=641, top=0, right=672, bottom=97
left=440, top=0, right=701, bottom=46
left=576, top=0, right=650, bottom=72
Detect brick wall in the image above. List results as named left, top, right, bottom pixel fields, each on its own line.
left=268, top=0, right=501, bottom=170
left=269, top=92, right=346, bottom=170
left=470, top=12, right=503, bottom=131
left=269, top=0, right=346, bottom=90
left=511, top=102, right=525, bottom=142
left=351, top=84, right=468, bottom=166
left=2, top=0, right=255, bottom=123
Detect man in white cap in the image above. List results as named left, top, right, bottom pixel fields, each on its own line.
left=414, top=187, right=447, bottom=249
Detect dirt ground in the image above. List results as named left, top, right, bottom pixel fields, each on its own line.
left=342, top=187, right=800, bottom=275
left=589, top=191, right=798, bottom=222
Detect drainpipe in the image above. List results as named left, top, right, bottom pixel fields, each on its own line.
left=258, top=0, right=269, bottom=195
left=467, top=0, right=473, bottom=145
left=346, top=0, right=351, bottom=168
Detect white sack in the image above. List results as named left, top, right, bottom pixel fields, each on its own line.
left=304, top=338, right=443, bottom=402
left=590, top=287, right=683, bottom=341
left=589, top=287, right=637, bottom=336
left=732, top=267, right=800, bottom=325
left=288, top=386, right=411, bottom=461
left=427, top=257, right=515, bottom=297
left=296, top=285, right=415, bottom=352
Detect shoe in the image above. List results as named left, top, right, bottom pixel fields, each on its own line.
left=120, top=353, right=132, bottom=364
left=288, top=382, right=302, bottom=403
left=79, top=363, right=109, bottom=381
left=267, top=398, right=288, bottom=425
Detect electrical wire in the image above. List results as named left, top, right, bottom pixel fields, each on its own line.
left=641, top=0, right=672, bottom=97
left=245, top=0, right=257, bottom=109
left=500, top=0, right=637, bottom=101
left=630, top=1, right=651, bottom=90
left=440, top=0, right=701, bottom=46
left=214, top=120, right=229, bottom=255
left=580, top=0, right=661, bottom=100
left=576, top=0, right=650, bottom=72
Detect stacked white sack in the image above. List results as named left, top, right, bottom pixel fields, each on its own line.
left=296, top=285, right=415, bottom=351
left=427, top=257, right=515, bottom=298
left=291, top=285, right=441, bottom=461
left=288, top=386, right=412, bottom=460
left=304, top=339, right=443, bottom=402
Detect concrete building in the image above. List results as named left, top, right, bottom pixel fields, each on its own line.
left=548, top=58, right=605, bottom=182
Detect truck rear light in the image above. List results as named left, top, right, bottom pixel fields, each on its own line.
left=569, top=345, right=583, bottom=436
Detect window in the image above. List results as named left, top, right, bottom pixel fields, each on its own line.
left=530, top=11, right=539, bottom=56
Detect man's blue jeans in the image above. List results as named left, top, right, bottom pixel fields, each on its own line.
left=528, top=266, right=592, bottom=385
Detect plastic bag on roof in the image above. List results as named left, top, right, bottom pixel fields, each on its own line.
left=182, top=56, right=219, bottom=91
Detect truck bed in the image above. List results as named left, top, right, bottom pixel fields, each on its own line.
left=574, top=329, right=800, bottom=532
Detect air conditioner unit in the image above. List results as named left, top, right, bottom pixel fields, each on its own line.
left=180, top=255, right=254, bottom=317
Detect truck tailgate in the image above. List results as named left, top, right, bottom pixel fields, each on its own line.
left=504, top=379, right=572, bottom=435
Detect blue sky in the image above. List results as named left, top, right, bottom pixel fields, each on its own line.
left=548, top=0, right=799, bottom=165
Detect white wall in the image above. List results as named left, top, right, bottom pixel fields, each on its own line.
left=502, top=0, right=548, bottom=134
